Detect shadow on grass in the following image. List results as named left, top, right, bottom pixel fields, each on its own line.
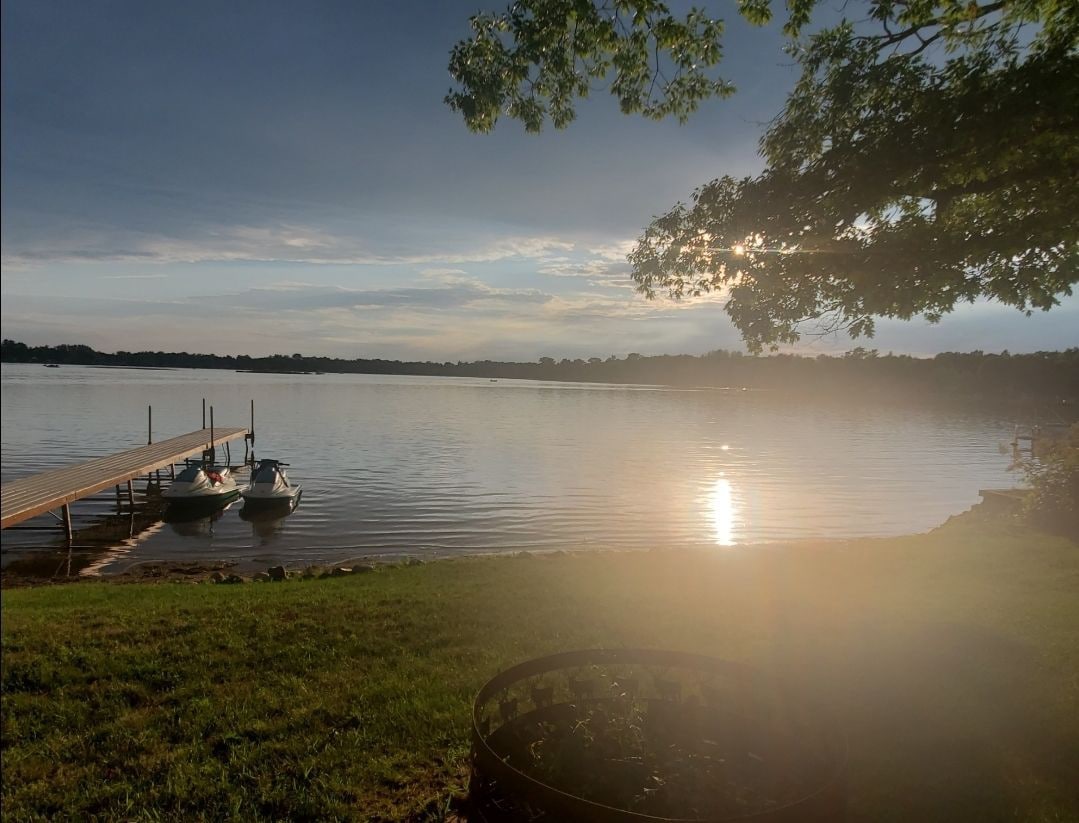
left=780, top=619, right=1079, bottom=822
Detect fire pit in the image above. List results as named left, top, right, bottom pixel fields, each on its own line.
left=470, top=649, right=846, bottom=822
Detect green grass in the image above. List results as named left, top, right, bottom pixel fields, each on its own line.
left=3, top=514, right=1078, bottom=822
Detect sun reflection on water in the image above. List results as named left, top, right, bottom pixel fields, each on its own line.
left=709, top=476, right=737, bottom=546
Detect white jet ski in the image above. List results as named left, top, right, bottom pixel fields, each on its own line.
left=163, top=460, right=241, bottom=504
left=241, top=459, right=301, bottom=506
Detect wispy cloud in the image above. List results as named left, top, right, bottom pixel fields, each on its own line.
left=536, top=249, right=636, bottom=290
left=1, top=224, right=577, bottom=268
left=586, top=239, right=637, bottom=261
left=537, top=258, right=613, bottom=278
left=101, top=273, right=169, bottom=280
left=205, top=279, right=552, bottom=312
left=419, top=267, right=469, bottom=281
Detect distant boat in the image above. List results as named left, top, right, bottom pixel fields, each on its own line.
left=163, top=460, right=241, bottom=507
left=241, top=459, right=301, bottom=507
left=44, top=363, right=60, bottom=368
left=489, top=378, right=498, bottom=382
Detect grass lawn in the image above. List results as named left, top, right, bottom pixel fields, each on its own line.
left=2, top=513, right=1078, bottom=822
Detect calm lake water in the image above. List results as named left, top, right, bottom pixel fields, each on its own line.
left=1, top=363, right=1018, bottom=577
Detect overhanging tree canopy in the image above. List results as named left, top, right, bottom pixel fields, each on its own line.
left=446, top=0, right=1079, bottom=351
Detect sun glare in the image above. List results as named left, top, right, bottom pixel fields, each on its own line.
left=709, top=477, right=737, bottom=546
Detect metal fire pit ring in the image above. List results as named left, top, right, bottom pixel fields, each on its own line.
left=470, top=648, right=847, bottom=823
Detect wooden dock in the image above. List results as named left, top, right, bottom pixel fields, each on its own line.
left=0, top=427, right=249, bottom=533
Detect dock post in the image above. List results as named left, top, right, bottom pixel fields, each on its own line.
left=202, top=398, right=206, bottom=429
left=247, top=399, right=256, bottom=466
left=62, top=504, right=72, bottom=542
left=148, top=405, right=153, bottom=445
left=127, top=480, right=135, bottom=508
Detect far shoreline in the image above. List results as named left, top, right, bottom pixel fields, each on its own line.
left=4, top=343, right=1077, bottom=413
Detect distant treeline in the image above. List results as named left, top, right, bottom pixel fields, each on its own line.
left=3, top=340, right=1077, bottom=411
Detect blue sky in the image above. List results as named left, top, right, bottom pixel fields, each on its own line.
left=2, top=0, right=1075, bottom=359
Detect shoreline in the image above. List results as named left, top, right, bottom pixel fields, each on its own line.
left=0, top=500, right=1020, bottom=589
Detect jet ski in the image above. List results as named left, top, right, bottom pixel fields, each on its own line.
left=241, top=459, right=301, bottom=508
left=163, top=460, right=241, bottom=507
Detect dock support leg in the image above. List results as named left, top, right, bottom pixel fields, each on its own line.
left=62, top=504, right=73, bottom=543
left=127, top=480, right=135, bottom=508
left=115, top=484, right=122, bottom=510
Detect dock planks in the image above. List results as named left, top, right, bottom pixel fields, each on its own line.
left=0, top=427, right=248, bottom=529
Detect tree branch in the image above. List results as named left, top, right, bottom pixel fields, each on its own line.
left=856, top=1, right=1006, bottom=51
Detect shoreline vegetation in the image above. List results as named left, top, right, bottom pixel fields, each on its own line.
left=2, top=506, right=1077, bottom=821
left=4, top=339, right=1078, bottom=410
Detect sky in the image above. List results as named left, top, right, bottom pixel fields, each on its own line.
left=2, top=0, right=1076, bottom=361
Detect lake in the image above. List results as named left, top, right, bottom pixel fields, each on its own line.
left=1, top=363, right=1019, bottom=577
